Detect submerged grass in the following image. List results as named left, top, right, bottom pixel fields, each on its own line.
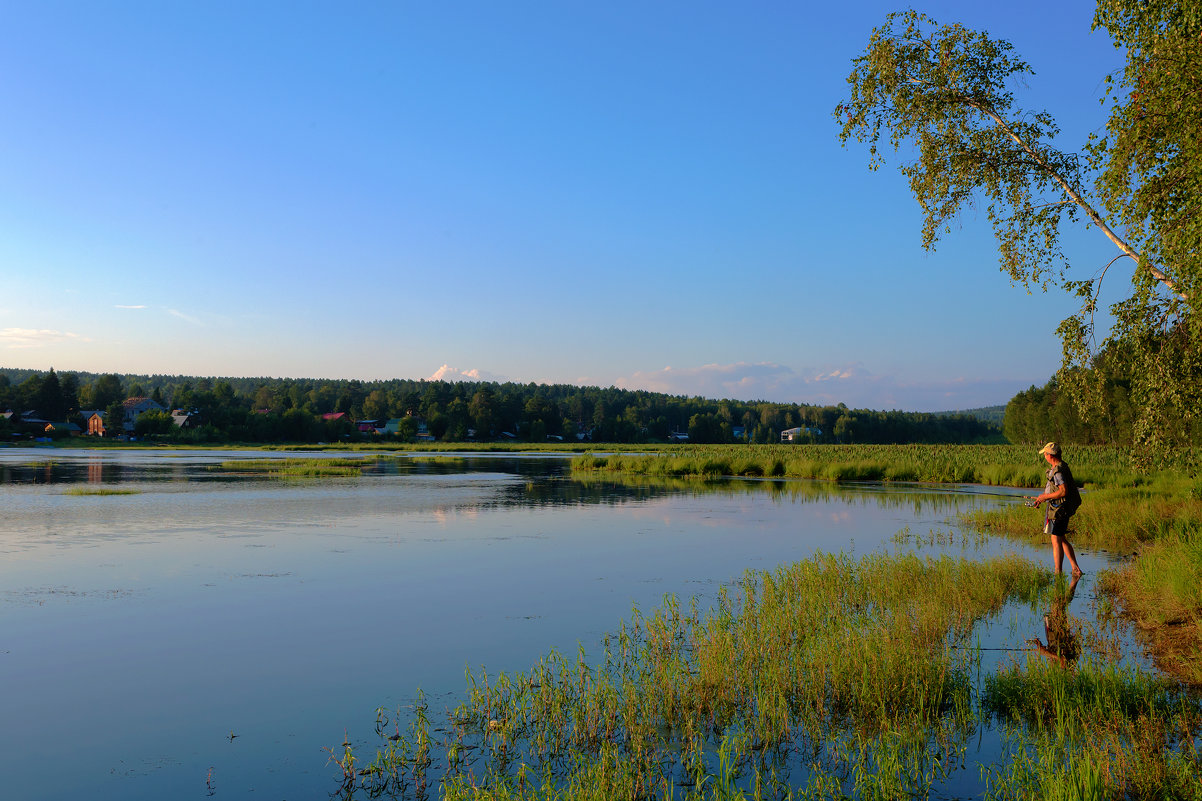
left=331, top=552, right=1055, bottom=799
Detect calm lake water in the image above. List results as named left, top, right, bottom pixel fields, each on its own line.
left=0, top=448, right=1122, bottom=800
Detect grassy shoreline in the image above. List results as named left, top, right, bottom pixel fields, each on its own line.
left=569, top=444, right=1150, bottom=488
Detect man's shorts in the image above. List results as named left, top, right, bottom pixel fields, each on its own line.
left=1048, top=509, right=1074, bottom=539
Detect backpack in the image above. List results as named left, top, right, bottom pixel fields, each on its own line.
left=1055, top=464, right=1082, bottom=514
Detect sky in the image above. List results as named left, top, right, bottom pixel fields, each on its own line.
left=0, top=1, right=1129, bottom=411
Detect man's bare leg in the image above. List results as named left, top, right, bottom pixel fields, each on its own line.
left=1050, top=534, right=1084, bottom=577
left=1062, top=539, right=1083, bottom=577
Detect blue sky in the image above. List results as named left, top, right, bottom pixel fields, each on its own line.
left=0, top=1, right=1127, bottom=410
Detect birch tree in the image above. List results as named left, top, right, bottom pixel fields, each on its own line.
left=836, top=6, right=1200, bottom=450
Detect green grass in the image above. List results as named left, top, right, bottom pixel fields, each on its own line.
left=982, top=658, right=1202, bottom=800
left=329, top=550, right=1202, bottom=799
left=962, top=477, right=1202, bottom=553
left=1098, top=530, right=1202, bottom=685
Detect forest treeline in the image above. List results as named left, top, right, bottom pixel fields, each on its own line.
left=1004, top=336, right=1202, bottom=448
left=0, top=367, right=1002, bottom=445
left=1005, top=377, right=1131, bottom=447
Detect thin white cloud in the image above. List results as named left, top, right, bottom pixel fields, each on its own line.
left=428, top=364, right=506, bottom=383
left=167, top=308, right=203, bottom=326
left=613, top=361, right=1025, bottom=412
left=0, top=327, right=90, bottom=348
left=114, top=304, right=147, bottom=309
left=615, top=362, right=802, bottom=400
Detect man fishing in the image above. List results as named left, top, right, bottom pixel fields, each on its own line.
left=1030, top=442, right=1084, bottom=577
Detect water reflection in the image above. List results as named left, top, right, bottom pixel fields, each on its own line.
left=1027, top=574, right=1082, bottom=667
left=0, top=450, right=1023, bottom=539
left=561, top=471, right=1024, bottom=515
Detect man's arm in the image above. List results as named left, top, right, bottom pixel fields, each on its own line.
left=1033, top=471, right=1067, bottom=507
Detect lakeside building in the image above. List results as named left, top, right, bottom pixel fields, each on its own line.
left=781, top=426, right=822, bottom=443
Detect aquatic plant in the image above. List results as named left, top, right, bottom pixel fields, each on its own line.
left=409, top=455, right=470, bottom=465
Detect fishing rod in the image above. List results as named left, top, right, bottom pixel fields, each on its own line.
left=846, top=482, right=1041, bottom=501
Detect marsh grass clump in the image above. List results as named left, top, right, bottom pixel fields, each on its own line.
left=409, top=455, right=469, bottom=465
left=215, top=457, right=369, bottom=477
left=982, top=659, right=1202, bottom=800
left=62, top=487, right=141, bottom=496
left=332, top=552, right=1052, bottom=799
left=1097, top=531, right=1202, bottom=686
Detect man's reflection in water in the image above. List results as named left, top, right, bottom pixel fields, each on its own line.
left=1027, top=573, right=1081, bottom=667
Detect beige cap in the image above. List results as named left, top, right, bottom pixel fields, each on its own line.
left=1038, top=442, right=1061, bottom=457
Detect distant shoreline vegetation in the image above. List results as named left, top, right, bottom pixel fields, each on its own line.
left=570, top=443, right=1146, bottom=487
left=1, top=367, right=1003, bottom=447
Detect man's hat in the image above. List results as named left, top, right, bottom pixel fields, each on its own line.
left=1038, top=442, right=1061, bottom=457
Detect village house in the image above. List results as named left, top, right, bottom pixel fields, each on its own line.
left=780, top=426, right=822, bottom=443
left=111, top=397, right=167, bottom=435
left=80, top=410, right=106, bottom=436
left=18, top=411, right=51, bottom=427
left=171, top=409, right=198, bottom=429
